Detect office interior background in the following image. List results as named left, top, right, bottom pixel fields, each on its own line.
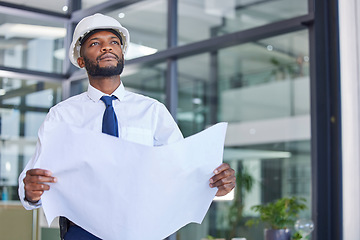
left=0, top=0, right=359, bottom=239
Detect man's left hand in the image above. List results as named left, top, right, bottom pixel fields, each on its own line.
left=209, top=163, right=236, bottom=196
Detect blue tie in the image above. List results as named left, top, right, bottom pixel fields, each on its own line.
left=100, top=95, right=119, bottom=137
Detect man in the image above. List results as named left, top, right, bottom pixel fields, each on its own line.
left=18, top=13, right=236, bottom=239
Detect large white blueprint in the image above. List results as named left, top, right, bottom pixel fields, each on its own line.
left=38, top=121, right=228, bottom=240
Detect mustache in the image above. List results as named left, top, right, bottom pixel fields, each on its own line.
left=96, top=52, right=120, bottom=61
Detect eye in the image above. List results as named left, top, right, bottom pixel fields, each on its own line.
left=111, top=40, right=120, bottom=45
left=89, top=42, right=99, bottom=47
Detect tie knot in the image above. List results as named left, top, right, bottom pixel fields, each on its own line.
left=101, top=95, right=117, bottom=107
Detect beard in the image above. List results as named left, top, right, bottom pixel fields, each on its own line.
left=83, top=54, right=124, bottom=77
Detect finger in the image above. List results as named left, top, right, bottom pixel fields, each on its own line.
left=24, top=181, right=51, bottom=203
left=213, top=163, right=231, bottom=175
left=210, top=168, right=235, bottom=184
left=25, top=182, right=51, bottom=192
left=215, top=182, right=236, bottom=197
left=24, top=175, right=57, bottom=184
left=27, top=168, right=53, bottom=177
left=210, top=175, right=236, bottom=188
left=24, top=169, right=57, bottom=184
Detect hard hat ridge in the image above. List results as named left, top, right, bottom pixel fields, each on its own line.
left=69, top=13, right=130, bottom=68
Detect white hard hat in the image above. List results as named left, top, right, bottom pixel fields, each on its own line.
left=69, top=13, right=130, bottom=68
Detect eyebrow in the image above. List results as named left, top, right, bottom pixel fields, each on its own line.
left=88, top=36, right=120, bottom=42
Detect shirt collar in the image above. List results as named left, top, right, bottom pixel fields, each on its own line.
left=87, top=82, right=126, bottom=102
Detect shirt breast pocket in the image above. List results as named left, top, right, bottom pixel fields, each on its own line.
left=122, top=127, right=153, bottom=146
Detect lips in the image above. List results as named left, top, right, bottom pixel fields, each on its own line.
left=98, top=53, right=118, bottom=61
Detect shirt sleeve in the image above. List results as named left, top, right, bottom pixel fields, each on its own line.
left=18, top=127, right=44, bottom=210
left=18, top=108, right=57, bottom=210
left=153, top=102, right=184, bottom=146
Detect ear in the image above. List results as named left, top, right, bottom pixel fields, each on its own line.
left=77, top=57, right=85, bottom=68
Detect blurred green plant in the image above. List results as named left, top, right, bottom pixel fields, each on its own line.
left=292, top=231, right=303, bottom=240
left=270, top=57, right=297, bottom=80
left=246, top=196, right=307, bottom=230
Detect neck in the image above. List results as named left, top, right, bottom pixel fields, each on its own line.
left=88, top=75, right=121, bottom=95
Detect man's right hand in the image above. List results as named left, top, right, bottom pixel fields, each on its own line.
left=23, top=169, right=57, bottom=203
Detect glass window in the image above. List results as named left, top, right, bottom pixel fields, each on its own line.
left=122, top=63, right=167, bottom=103
left=82, top=0, right=109, bottom=9
left=69, top=76, right=89, bottom=97
left=0, top=77, right=62, bottom=201
left=178, top=0, right=308, bottom=45
left=177, top=30, right=311, bottom=240
left=69, top=62, right=167, bottom=103
left=0, top=13, right=66, bottom=73
left=178, top=53, right=210, bottom=137
left=105, top=0, right=167, bottom=59
left=0, top=0, right=69, bottom=14
left=219, top=30, right=310, bottom=122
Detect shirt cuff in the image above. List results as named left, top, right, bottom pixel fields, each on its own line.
left=22, top=198, right=42, bottom=210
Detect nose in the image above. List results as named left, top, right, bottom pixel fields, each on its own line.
left=101, top=43, right=112, bottom=52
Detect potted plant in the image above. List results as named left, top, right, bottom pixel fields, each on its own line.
left=246, top=197, right=307, bottom=240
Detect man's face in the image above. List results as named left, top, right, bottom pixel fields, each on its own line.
left=77, top=30, right=124, bottom=77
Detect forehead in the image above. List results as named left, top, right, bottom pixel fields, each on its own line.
left=84, top=30, right=120, bottom=43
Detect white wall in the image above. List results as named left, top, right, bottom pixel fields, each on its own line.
left=220, top=77, right=310, bottom=122
left=220, top=77, right=310, bottom=146
left=339, top=1, right=360, bottom=239
left=225, top=115, right=310, bottom=146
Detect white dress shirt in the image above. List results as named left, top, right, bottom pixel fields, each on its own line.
left=18, top=82, right=183, bottom=210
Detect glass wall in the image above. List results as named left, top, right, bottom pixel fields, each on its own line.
left=0, top=13, right=66, bottom=73
left=106, top=0, right=168, bottom=57
left=219, top=30, right=310, bottom=121
left=70, top=62, right=167, bottom=104
left=177, top=30, right=311, bottom=239
left=122, top=63, right=167, bottom=103
left=177, top=53, right=210, bottom=137
left=0, top=77, right=62, bottom=200
left=82, top=0, right=109, bottom=9
left=178, top=0, right=308, bottom=45
left=0, top=0, right=317, bottom=239
left=0, top=0, right=69, bottom=13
